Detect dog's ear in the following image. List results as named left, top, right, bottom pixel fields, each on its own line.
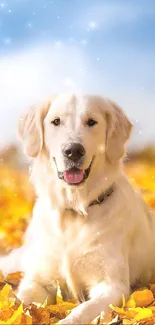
left=105, top=100, right=133, bottom=163
left=18, top=100, right=51, bottom=157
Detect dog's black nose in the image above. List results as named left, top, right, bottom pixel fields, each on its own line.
left=63, top=143, right=85, bottom=161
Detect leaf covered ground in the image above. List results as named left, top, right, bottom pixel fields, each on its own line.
left=1, top=159, right=155, bottom=324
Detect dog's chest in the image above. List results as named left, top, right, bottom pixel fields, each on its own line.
left=59, top=208, right=105, bottom=300
left=59, top=208, right=86, bottom=240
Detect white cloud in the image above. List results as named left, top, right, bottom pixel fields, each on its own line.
left=0, top=41, right=155, bottom=149
left=0, top=42, right=95, bottom=146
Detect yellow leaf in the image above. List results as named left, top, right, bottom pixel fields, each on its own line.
left=0, top=284, right=11, bottom=301
left=6, top=272, right=23, bottom=287
left=122, top=294, right=126, bottom=308
left=0, top=270, right=4, bottom=281
left=126, top=296, right=136, bottom=308
left=134, top=307, right=153, bottom=321
left=0, top=300, right=14, bottom=310
left=29, top=305, right=50, bottom=325
left=109, top=304, right=125, bottom=315
left=131, top=289, right=154, bottom=307
left=0, top=304, right=23, bottom=324
left=21, top=312, right=32, bottom=325
left=40, top=298, right=48, bottom=308
left=56, top=296, right=63, bottom=304
left=125, top=307, right=142, bottom=319
left=48, top=301, right=77, bottom=316
left=122, top=319, right=137, bottom=324
left=50, top=319, right=60, bottom=324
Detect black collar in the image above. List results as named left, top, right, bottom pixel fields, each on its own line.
left=64, top=184, right=115, bottom=215
left=88, top=183, right=115, bottom=208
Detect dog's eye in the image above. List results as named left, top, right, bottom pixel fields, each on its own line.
left=87, top=118, right=97, bottom=127
left=51, top=118, right=60, bottom=126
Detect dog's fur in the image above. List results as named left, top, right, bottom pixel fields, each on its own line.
left=1, top=93, right=155, bottom=324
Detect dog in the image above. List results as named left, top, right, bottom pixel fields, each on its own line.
left=1, top=93, right=155, bottom=324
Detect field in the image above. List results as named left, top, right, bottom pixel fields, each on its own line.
left=1, top=147, right=155, bottom=324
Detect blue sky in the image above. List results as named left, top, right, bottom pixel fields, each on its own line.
left=0, top=0, right=155, bottom=148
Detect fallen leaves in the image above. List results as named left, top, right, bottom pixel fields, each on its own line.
left=109, top=289, right=155, bottom=324
left=125, top=163, right=155, bottom=211
left=0, top=283, right=23, bottom=324
left=0, top=279, right=78, bottom=325
left=0, top=164, right=34, bottom=253
left=0, top=161, right=155, bottom=324
left=130, top=289, right=154, bottom=307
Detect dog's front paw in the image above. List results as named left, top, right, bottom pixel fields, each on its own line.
left=17, top=280, right=57, bottom=305
left=17, top=287, right=36, bottom=305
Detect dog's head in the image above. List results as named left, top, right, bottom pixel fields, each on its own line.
left=19, top=94, right=132, bottom=186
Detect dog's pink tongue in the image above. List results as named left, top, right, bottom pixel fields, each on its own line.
left=64, top=170, right=84, bottom=184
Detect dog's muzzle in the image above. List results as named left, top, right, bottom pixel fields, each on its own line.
left=54, top=158, right=94, bottom=186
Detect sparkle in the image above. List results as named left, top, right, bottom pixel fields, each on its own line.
left=140, top=87, right=144, bottom=90
left=99, top=144, right=105, bottom=153
left=44, top=5, right=47, bottom=8
left=26, top=22, right=32, bottom=28
left=139, top=130, right=142, bottom=135
left=88, top=21, right=97, bottom=30
left=32, top=12, right=36, bottom=15
left=8, top=9, right=11, bottom=13
left=5, top=38, right=11, bottom=45
left=1, top=2, right=7, bottom=9
left=136, top=119, right=139, bottom=123
left=81, top=39, right=87, bottom=46
left=97, top=232, right=100, bottom=235
left=105, top=177, right=107, bottom=181
left=57, top=15, right=60, bottom=19
left=97, top=57, right=100, bottom=61
left=55, top=40, right=62, bottom=47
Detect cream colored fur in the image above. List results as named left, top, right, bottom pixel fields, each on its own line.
left=2, top=93, right=155, bottom=324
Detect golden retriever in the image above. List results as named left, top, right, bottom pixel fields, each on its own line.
left=1, top=93, right=155, bottom=324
